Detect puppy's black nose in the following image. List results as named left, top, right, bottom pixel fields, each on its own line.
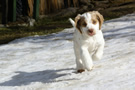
left=88, top=29, right=94, bottom=33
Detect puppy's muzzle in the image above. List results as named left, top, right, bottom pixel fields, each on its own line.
left=87, top=29, right=95, bottom=36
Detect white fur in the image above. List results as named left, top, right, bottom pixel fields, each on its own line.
left=69, top=18, right=75, bottom=27
left=69, top=12, right=105, bottom=71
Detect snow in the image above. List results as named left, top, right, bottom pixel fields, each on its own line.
left=0, top=13, right=135, bottom=90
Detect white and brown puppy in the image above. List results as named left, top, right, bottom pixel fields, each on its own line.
left=69, top=11, right=105, bottom=73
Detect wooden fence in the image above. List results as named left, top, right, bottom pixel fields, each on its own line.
left=28, top=0, right=135, bottom=16
left=28, top=0, right=80, bottom=17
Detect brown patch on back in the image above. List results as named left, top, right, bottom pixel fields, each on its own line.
left=89, top=11, right=104, bottom=30
left=75, top=15, right=87, bottom=34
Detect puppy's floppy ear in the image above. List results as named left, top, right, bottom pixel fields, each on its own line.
left=95, top=11, right=104, bottom=30
left=75, top=14, right=82, bottom=33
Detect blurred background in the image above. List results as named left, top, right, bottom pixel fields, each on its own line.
left=0, top=0, right=135, bottom=44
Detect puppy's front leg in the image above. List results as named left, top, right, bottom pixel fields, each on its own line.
left=74, top=46, right=84, bottom=70
left=92, top=44, right=104, bottom=60
left=81, top=47, right=93, bottom=71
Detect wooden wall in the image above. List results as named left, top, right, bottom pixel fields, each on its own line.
left=27, top=0, right=80, bottom=16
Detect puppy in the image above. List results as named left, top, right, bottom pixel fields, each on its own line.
left=69, top=11, right=105, bottom=73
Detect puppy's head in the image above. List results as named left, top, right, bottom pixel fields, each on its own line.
left=69, top=11, right=104, bottom=36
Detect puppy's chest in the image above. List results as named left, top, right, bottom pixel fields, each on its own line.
left=84, top=38, right=99, bottom=52
left=74, top=32, right=101, bottom=52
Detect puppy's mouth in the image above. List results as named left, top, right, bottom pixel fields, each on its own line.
left=87, top=29, right=95, bottom=36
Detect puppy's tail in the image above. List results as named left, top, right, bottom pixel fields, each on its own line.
left=69, top=18, right=75, bottom=27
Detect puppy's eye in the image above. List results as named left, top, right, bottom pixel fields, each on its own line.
left=82, top=22, right=87, bottom=27
left=92, top=20, right=97, bottom=24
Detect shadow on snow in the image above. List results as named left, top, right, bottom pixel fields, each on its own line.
left=0, top=68, right=76, bottom=86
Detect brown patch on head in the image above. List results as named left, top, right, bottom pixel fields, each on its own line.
left=75, top=14, right=87, bottom=34
left=89, top=11, right=104, bottom=30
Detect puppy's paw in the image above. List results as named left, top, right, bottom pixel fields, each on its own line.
left=87, top=65, right=94, bottom=71
left=77, top=69, right=85, bottom=73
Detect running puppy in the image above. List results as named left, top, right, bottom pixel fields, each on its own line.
left=69, top=11, right=105, bottom=73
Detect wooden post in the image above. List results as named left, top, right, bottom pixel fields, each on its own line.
left=12, top=0, right=16, bottom=22
left=33, top=0, right=40, bottom=20
left=8, top=0, right=16, bottom=22
left=2, top=0, right=8, bottom=24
